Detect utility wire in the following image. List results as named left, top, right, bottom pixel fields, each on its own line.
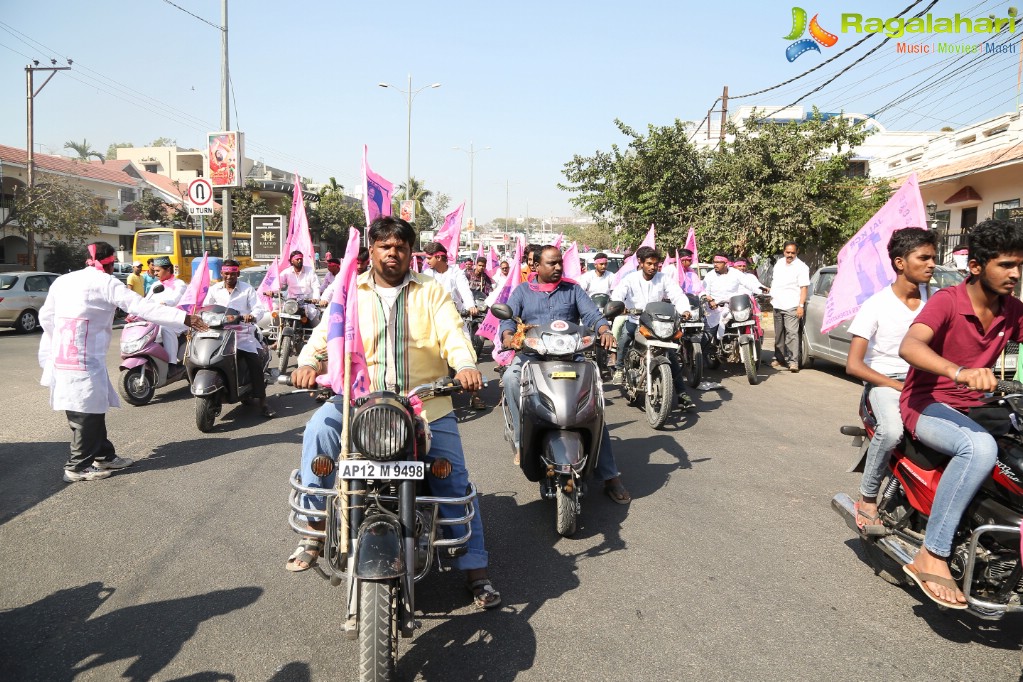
left=158, top=0, right=223, bottom=31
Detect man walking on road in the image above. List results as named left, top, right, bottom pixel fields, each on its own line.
left=770, top=241, right=810, bottom=372
left=126, top=261, right=145, bottom=296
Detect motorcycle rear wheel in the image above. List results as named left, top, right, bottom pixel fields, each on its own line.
left=195, top=395, right=218, bottom=433
left=359, top=579, right=397, bottom=682
left=278, top=336, right=293, bottom=372
left=683, top=340, right=703, bottom=388
left=740, top=340, right=760, bottom=385
left=646, top=363, right=675, bottom=429
left=119, top=366, right=155, bottom=406
left=556, top=484, right=578, bottom=537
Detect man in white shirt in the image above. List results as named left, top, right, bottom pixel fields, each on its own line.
left=319, top=248, right=369, bottom=305
left=732, top=259, right=768, bottom=295
left=203, top=259, right=273, bottom=418
left=610, top=246, right=696, bottom=408
left=145, top=256, right=188, bottom=365
left=702, top=253, right=759, bottom=339
left=769, top=241, right=811, bottom=372
left=279, top=250, right=322, bottom=325
left=845, top=228, right=936, bottom=534
left=577, top=252, right=614, bottom=296
left=674, top=249, right=704, bottom=296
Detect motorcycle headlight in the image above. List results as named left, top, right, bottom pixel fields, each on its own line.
left=576, top=335, right=594, bottom=352
left=651, top=320, right=675, bottom=338
left=201, top=310, right=226, bottom=327
left=732, top=307, right=751, bottom=323
left=283, top=299, right=299, bottom=315
left=541, top=333, right=578, bottom=355
left=352, top=398, right=411, bottom=461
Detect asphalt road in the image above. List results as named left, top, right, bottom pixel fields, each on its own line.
left=1, top=326, right=1021, bottom=681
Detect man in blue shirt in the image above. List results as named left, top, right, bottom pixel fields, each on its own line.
left=500, top=245, right=629, bottom=503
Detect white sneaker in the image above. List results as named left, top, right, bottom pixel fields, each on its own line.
left=93, top=456, right=134, bottom=470
left=611, top=370, right=624, bottom=384
left=63, top=467, right=113, bottom=482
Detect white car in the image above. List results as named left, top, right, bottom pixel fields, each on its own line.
left=0, top=271, right=59, bottom=332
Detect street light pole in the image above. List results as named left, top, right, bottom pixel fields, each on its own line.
left=378, top=76, right=441, bottom=204
left=452, top=142, right=491, bottom=225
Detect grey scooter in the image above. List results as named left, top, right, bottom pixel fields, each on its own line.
left=491, top=304, right=604, bottom=537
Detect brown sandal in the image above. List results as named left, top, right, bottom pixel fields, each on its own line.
left=903, top=564, right=968, bottom=609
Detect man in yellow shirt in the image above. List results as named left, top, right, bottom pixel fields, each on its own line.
left=125, top=261, right=145, bottom=296
left=286, top=216, right=500, bottom=609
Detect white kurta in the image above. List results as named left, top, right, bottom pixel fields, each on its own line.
left=39, top=267, right=188, bottom=413
left=279, top=265, right=321, bottom=300
left=202, top=281, right=266, bottom=353
left=702, top=268, right=758, bottom=330
left=610, top=271, right=693, bottom=324
left=422, top=266, right=475, bottom=313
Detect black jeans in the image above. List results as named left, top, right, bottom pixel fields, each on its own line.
left=65, top=411, right=115, bottom=471
left=239, top=349, right=266, bottom=399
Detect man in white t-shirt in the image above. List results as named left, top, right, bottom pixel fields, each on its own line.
left=770, top=241, right=811, bottom=372
left=577, top=252, right=614, bottom=296
left=845, top=227, right=937, bottom=535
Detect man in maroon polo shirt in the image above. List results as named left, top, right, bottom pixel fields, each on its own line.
left=898, top=218, right=1023, bottom=609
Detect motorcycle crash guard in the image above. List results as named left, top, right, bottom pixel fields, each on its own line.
left=738, top=333, right=756, bottom=345
left=191, top=368, right=225, bottom=397
left=354, top=515, right=406, bottom=580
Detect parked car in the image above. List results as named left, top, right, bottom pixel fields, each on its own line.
left=801, top=264, right=964, bottom=369
left=111, top=262, right=134, bottom=284
left=0, top=271, right=59, bottom=332
left=580, top=252, right=625, bottom=273
left=239, top=265, right=273, bottom=330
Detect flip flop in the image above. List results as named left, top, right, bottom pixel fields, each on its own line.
left=261, top=405, right=276, bottom=418
left=854, top=500, right=888, bottom=536
left=286, top=539, right=323, bottom=573
left=903, top=564, right=968, bottom=609
left=604, top=480, right=631, bottom=505
left=467, top=579, right=502, bottom=610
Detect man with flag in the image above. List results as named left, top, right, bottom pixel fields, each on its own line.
left=279, top=249, right=322, bottom=325
left=288, top=216, right=501, bottom=610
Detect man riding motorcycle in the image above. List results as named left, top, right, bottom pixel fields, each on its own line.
left=500, top=245, right=630, bottom=504
left=279, top=249, right=322, bottom=326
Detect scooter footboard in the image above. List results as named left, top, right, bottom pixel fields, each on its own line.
left=962, top=523, right=1023, bottom=615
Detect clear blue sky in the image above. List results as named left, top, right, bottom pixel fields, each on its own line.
left=1, top=0, right=1019, bottom=224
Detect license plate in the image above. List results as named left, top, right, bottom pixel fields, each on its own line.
left=196, top=331, right=220, bottom=339
left=340, top=460, right=425, bottom=480
left=550, top=371, right=577, bottom=379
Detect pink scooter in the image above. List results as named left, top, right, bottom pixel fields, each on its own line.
left=117, top=318, right=188, bottom=406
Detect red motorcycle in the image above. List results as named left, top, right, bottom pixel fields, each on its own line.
left=833, top=380, right=1023, bottom=619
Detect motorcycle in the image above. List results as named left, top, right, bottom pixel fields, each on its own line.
left=588, top=293, right=612, bottom=378
left=704, top=293, right=767, bottom=386
left=285, top=376, right=479, bottom=681
left=117, top=318, right=188, bottom=406
left=491, top=303, right=603, bottom=537
left=606, top=300, right=684, bottom=429
left=270, top=292, right=320, bottom=371
left=462, top=290, right=489, bottom=360
left=184, top=304, right=272, bottom=432
left=679, top=294, right=705, bottom=388
left=832, top=380, right=1023, bottom=619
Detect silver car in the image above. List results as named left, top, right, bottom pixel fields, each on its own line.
left=0, top=271, right=59, bottom=333
left=801, top=264, right=964, bottom=369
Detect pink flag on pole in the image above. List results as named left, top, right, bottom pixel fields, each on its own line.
left=684, top=227, right=699, bottom=265
left=477, top=238, right=524, bottom=343
left=317, top=228, right=370, bottom=398
left=821, top=174, right=927, bottom=333
left=280, top=173, right=314, bottom=272
left=486, top=245, right=501, bottom=277
left=475, top=242, right=484, bottom=260
left=178, top=251, right=211, bottom=314
left=551, top=233, right=563, bottom=249
left=435, top=202, right=465, bottom=257
left=257, top=256, right=280, bottom=310
left=362, top=145, right=393, bottom=227
left=563, top=241, right=582, bottom=281
left=612, top=224, right=656, bottom=287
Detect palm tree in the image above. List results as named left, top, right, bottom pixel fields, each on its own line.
left=64, top=139, right=105, bottom=162
left=392, top=176, right=434, bottom=228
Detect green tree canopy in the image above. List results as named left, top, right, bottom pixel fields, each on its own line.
left=2, top=176, right=105, bottom=243
left=149, top=137, right=176, bottom=147
left=392, top=176, right=434, bottom=229
left=120, top=189, right=173, bottom=225
left=106, top=142, right=134, bottom=160
left=312, top=177, right=365, bottom=248
left=64, top=139, right=104, bottom=162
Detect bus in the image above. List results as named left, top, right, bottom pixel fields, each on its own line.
left=133, top=227, right=255, bottom=283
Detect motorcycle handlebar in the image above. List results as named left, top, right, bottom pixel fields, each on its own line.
left=995, top=379, right=1023, bottom=394
left=275, top=374, right=478, bottom=397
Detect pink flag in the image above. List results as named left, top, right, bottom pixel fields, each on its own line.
left=435, top=202, right=465, bottom=257
left=486, top=245, right=501, bottom=277
left=821, top=174, right=926, bottom=333
left=478, top=238, right=524, bottom=343
left=684, top=227, right=699, bottom=265
left=563, top=241, right=582, bottom=281
left=257, top=256, right=280, bottom=311
left=410, top=255, right=420, bottom=273
left=280, top=173, right=314, bottom=271
left=317, top=228, right=370, bottom=398
left=475, top=242, right=484, bottom=260
left=178, top=251, right=211, bottom=314
left=612, top=224, right=656, bottom=287
left=551, top=233, right=563, bottom=249
left=362, top=145, right=393, bottom=227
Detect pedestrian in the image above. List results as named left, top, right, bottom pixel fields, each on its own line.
left=770, top=241, right=810, bottom=372
left=38, top=242, right=207, bottom=483
left=142, top=258, right=158, bottom=294
left=126, top=261, right=145, bottom=296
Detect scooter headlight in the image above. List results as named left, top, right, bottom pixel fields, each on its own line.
left=121, top=328, right=156, bottom=355
left=651, top=320, right=675, bottom=339
left=541, top=333, right=578, bottom=355
left=201, top=310, right=227, bottom=327
left=732, top=307, right=751, bottom=323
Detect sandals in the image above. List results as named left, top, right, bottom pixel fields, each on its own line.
left=903, top=563, right=968, bottom=609
left=468, top=579, right=502, bottom=610
left=604, top=480, right=631, bottom=505
left=286, top=538, right=323, bottom=573
left=469, top=395, right=487, bottom=411
left=854, top=500, right=888, bottom=536
left=261, top=405, right=276, bottom=418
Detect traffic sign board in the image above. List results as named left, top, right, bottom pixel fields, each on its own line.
left=188, top=178, right=214, bottom=206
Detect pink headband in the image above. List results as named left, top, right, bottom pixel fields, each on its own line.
left=86, top=244, right=117, bottom=271
left=733, top=260, right=747, bottom=266
left=221, top=266, right=240, bottom=273
left=712, top=257, right=729, bottom=263
left=593, top=258, right=608, bottom=264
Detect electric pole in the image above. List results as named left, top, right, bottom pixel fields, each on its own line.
left=220, top=0, right=232, bottom=259
left=25, top=61, right=71, bottom=270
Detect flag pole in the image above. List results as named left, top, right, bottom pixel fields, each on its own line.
left=338, top=349, right=353, bottom=556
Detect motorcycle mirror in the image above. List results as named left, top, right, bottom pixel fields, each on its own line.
left=490, top=304, right=513, bottom=320
left=604, top=300, right=625, bottom=319
left=151, top=284, right=165, bottom=294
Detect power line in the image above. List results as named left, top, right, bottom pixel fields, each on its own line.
left=157, top=0, right=223, bottom=31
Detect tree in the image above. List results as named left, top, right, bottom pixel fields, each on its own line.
left=149, top=137, right=176, bottom=147
left=106, top=142, right=134, bottom=160
left=2, top=176, right=105, bottom=245
left=422, top=191, right=451, bottom=232
left=312, top=177, right=365, bottom=249
left=43, top=241, right=90, bottom=274
left=392, top=176, right=435, bottom=229
left=205, top=180, right=281, bottom=233
left=64, top=139, right=104, bottom=162
left=121, top=189, right=173, bottom=225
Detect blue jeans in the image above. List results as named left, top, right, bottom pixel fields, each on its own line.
left=503, top=355, right=619, bottom=481
left=913, top=402, right=998, bottom=557
left=860, top=386, right=904, bottom=498
left=615, top=321, right=637, bottom=370
left=299, top=405, right=488, bottom=571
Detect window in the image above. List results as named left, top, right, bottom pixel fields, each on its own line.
left=933, top=209, right=950, bottom=229
left=136, top=232, right=174, bottom=255
left=984, top=124, right=1009, bottom=137
left=144, top=164, right=157, bottom=173
left=845, top=160, right=868, bottom=178
left=993, top=199, right=1020, bottom=220
left=0, top=275, right=18, bottom=290
left=814, top=271, right=836, bottom=297
left=24, top=275, right=50, bottom=292
left=232, top=237, right=251, bottom=257
left=962, top=207, right=978, bottom=230
left=956, top=135, right=977, bottom=147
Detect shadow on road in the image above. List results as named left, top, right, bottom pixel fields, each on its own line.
left=0, top=582, right=261, bottom=681
left=134, top=426, right=304, bottom=473
left=267, top=662, right=311, bottom=682
left=0, top=441, right=70, bottom=527
left=608, top=427, right=706, bottom=500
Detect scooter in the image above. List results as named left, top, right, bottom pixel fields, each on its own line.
left=491, top=303, right=603, bottom=536
left=117, top=319, right=188, bottom=406
left=832, top=380, right=1023, bottom=619
left=185, top=304, right=272, bottom=432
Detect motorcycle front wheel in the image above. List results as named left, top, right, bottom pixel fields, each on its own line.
left=740, top=340, right=760, bottom=385
left=119, top=366, right=155, bottom=406
left=646, top=363, right=675, bottom=429
left=278, top=336, right=293, bottom=372
left=359, top=579, right=398, bottom=682
left=556, top=484, right=578, bottom=537
left=682, top=340, right=703, bottom=388
left=195, top=395, right=218, bottom=432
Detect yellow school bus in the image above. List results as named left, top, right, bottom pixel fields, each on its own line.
left=133, top=227, right=254, bottom=283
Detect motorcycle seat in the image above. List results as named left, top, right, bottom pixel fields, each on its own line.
left=901, top=430, right=949, bottom=471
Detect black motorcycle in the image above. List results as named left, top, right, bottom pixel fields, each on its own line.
left=285, top=376, right=478, bottom=681
left=462, top=290, right=489, bottom=360
left=270, top=291, right=320, bottom=371
left=588, top=293, right=612, bottom=378
left=679, top=293, right=705, bottom=388
left=184, top=304, right=271, bottom=432
left=705, top=293, right=767, bottom=385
